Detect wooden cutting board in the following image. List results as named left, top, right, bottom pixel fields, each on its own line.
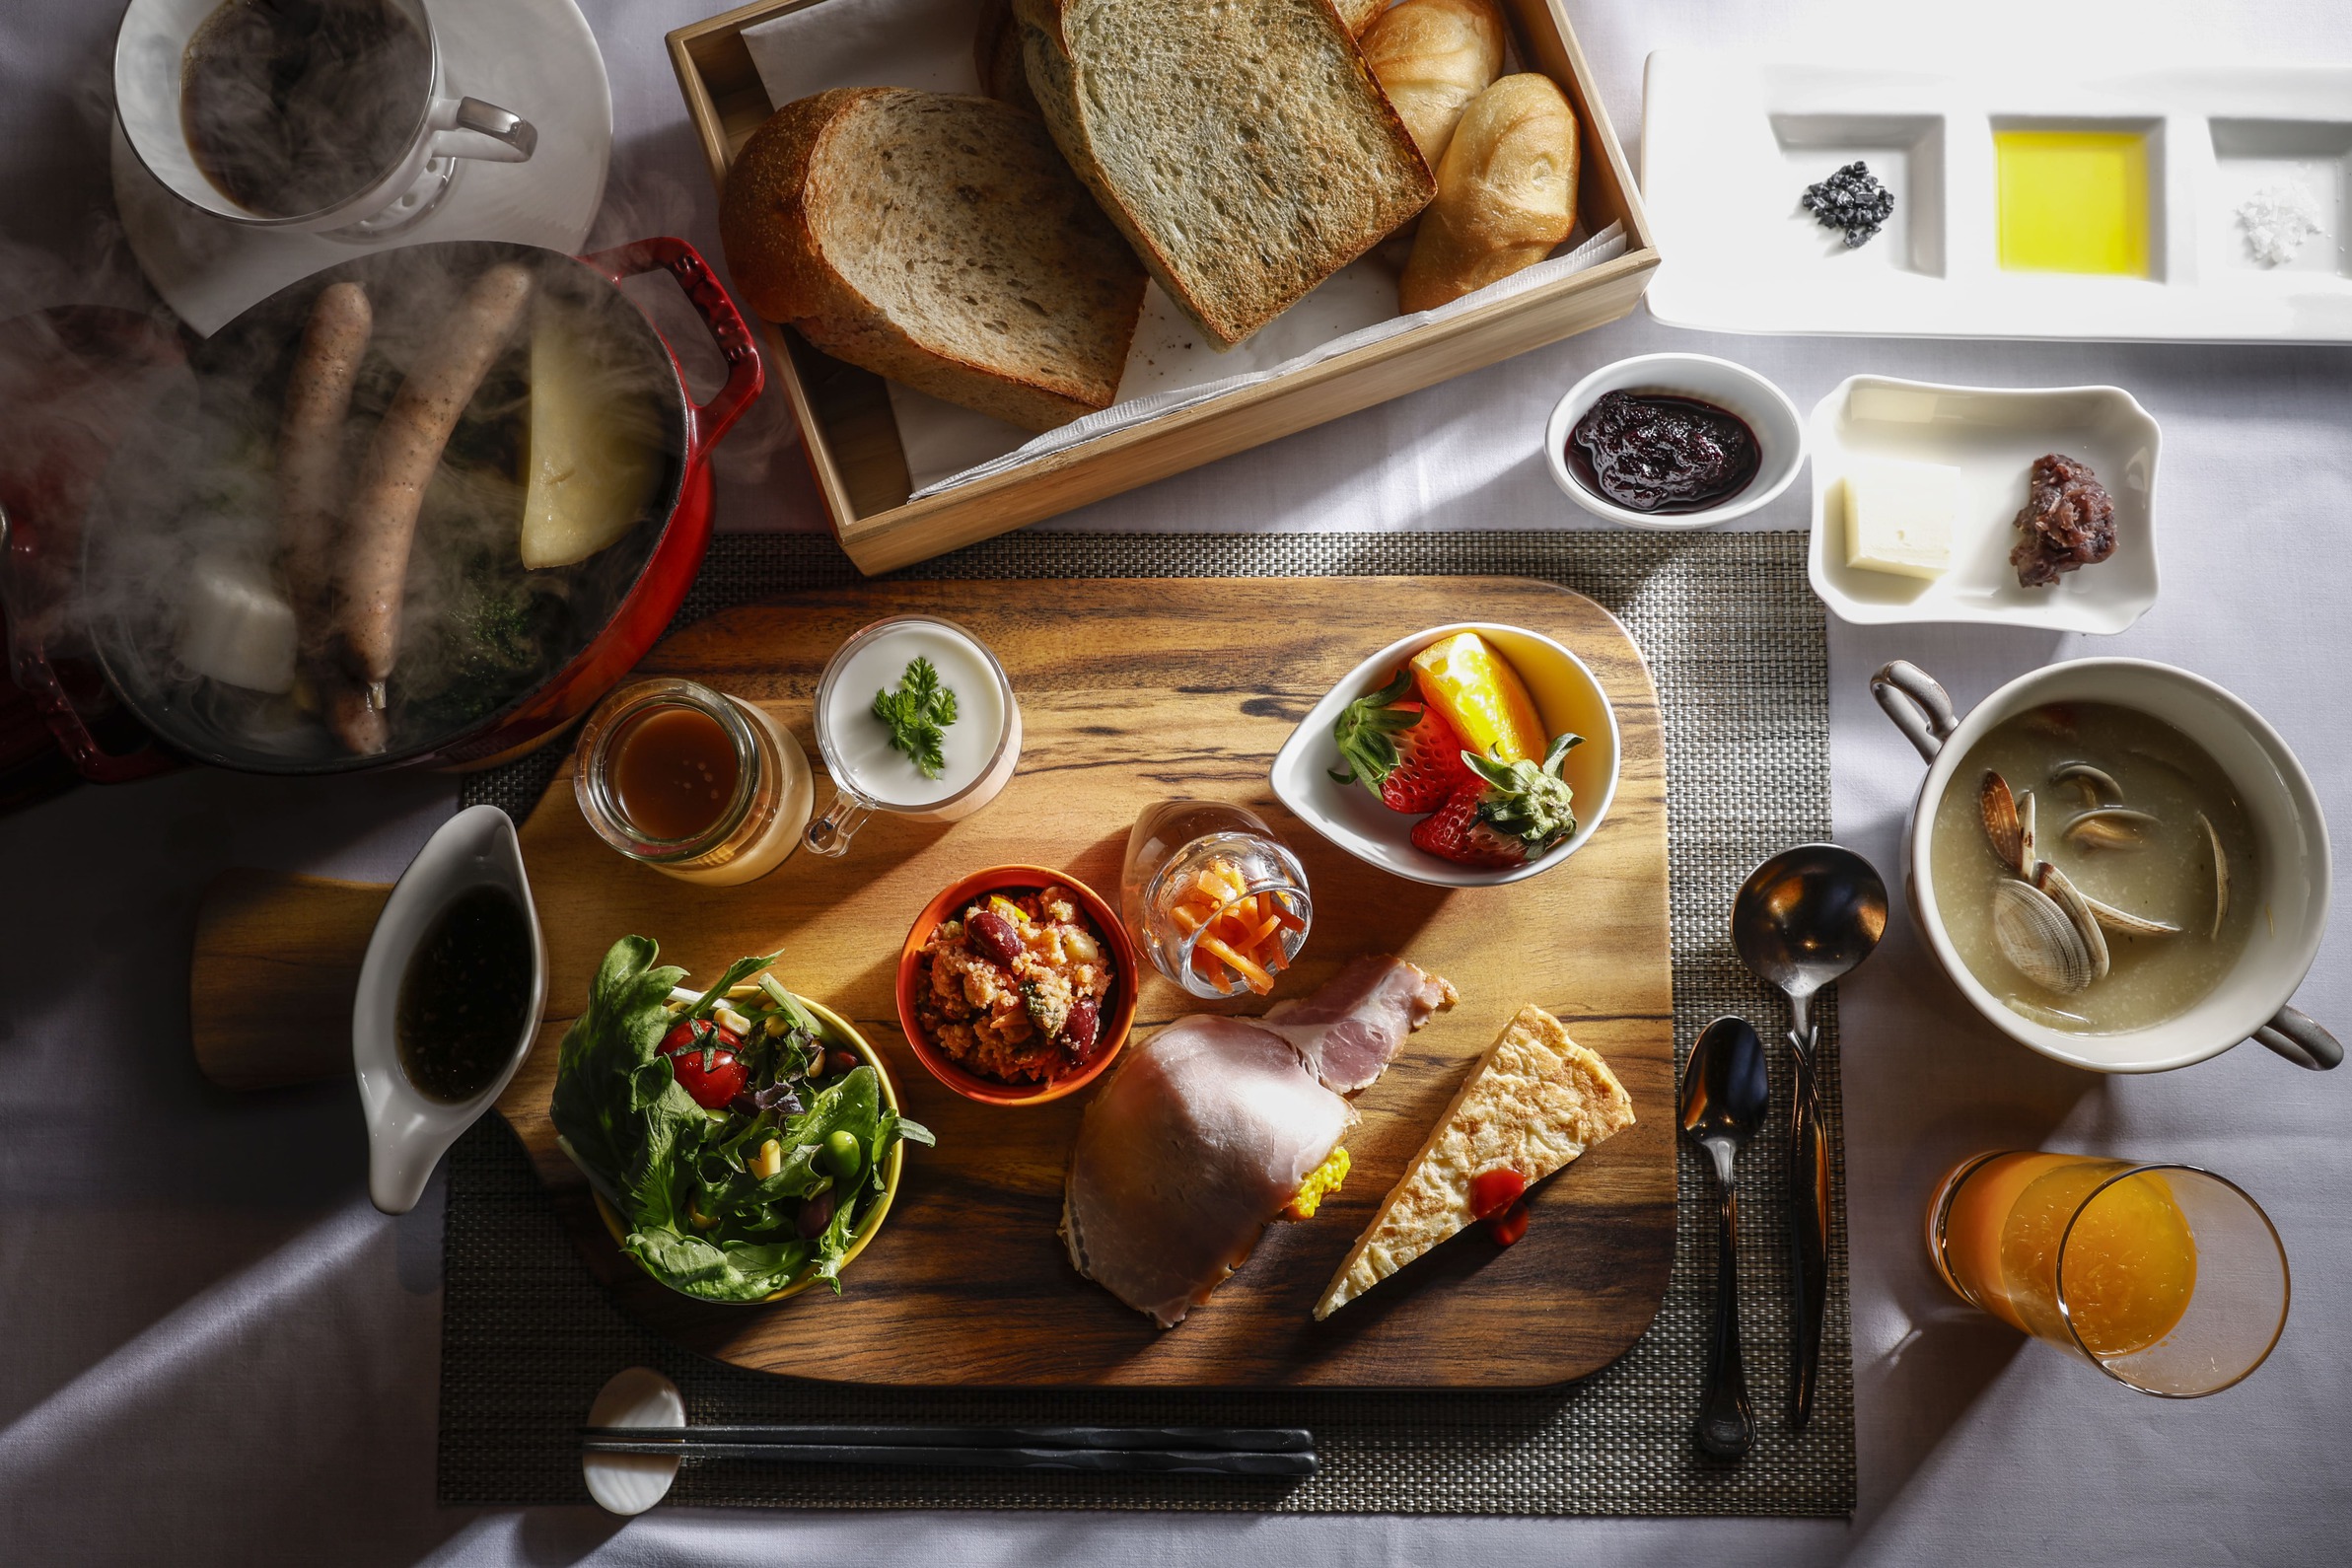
left=194, top=577, right=1675, bottom=1388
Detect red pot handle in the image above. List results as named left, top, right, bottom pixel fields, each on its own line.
left=10, top=642, right=181, bottom=783
left=579, top=237, right=764, bottom=464
left=3, top=493, right=181, bottom=784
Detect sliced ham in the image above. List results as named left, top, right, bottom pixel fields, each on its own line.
left=1064, top=1016, right=1349, bottom=1328
left=1260, top=955, right=1461, bottom=1094
left=1062, top=956, right=1454, bottom=1327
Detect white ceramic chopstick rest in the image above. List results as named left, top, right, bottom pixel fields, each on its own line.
left=585, top=1368, right=685, bottom=1515
left=352, top=805, right=546, bottom=1215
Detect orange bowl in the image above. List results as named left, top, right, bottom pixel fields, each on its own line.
left=896, top=864, right=1138, bottom=1106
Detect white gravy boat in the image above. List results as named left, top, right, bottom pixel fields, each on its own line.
left=353, top=805, right=546, bottom=1214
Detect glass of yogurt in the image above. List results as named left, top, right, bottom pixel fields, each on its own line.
left=803, top=615, right=1022, bottom=858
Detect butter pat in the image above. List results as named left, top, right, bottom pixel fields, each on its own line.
left=1843, top=459, right=1960, bottom=580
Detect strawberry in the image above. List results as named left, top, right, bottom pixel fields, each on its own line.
left=1329, top=668, right=1476, bottom=813
left=1409, top=733, right=1585, bottom=868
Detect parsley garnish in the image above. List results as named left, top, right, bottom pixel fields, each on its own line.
left=871, top=656, right=958, bottom=779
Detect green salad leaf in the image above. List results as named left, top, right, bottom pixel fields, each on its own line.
left=550, top=935, right=934, bottom=1303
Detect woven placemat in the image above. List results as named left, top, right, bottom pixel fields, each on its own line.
left=442, top=529, right=1851, bottom=1517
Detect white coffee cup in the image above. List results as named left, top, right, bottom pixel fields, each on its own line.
left=114, top=0, right=536, bottom=239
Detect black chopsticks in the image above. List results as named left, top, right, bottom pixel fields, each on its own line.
left=580, top=1424, right=1316, bottom=1477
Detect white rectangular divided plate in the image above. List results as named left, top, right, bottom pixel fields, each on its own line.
left=1642, top=52, right=2352, bottom=341
left=1807, top=378, right=2162, bottom=635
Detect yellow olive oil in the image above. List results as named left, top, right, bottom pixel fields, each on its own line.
left=1996, top=130, right=2152, bottom=277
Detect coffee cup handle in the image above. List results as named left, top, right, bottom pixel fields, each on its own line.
left=2252, top=1006, right=2343, bottom=1071
left=1872, top=660, right=1960, bottom=763
left=803, top=784, right=872, bottom=859
left=431, top=97, right=537, bottom=165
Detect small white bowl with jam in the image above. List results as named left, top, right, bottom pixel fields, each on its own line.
left=1545, top=352, right=1807, bottom=529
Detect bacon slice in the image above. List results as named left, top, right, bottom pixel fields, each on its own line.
left=1061, top=956, right=1454, bottom=1327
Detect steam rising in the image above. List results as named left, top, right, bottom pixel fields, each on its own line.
left=13, top=243, right=676, bottom=770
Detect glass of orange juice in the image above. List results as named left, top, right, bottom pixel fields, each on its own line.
left=1925, top=1151, right=2288, bottom=1396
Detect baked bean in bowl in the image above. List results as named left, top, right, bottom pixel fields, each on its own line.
left=895, top=865, right=1138, bottom=1106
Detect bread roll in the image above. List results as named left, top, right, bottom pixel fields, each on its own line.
left=1358, top=0, right=1505, bottom=169
left=1398, top=73, right=1580, bottom=314
left=1332, top=0, right=1388, bottom=34
left=973, top=0, right=1039, bottom=112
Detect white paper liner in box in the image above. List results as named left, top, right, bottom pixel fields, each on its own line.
left=741, top=0, right=1626, bottom=496
left=906, top=224, right=1627, bottom=495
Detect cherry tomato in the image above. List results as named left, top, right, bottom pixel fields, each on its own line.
left=662, top=1018, right=748, bottom=1109
left=1484, top=1200, right=1530, bottom=1247
left=1468, top=1168, right=1526, bottom=1222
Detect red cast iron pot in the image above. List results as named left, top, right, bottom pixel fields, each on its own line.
left=10, top=236, right=760, bottom=779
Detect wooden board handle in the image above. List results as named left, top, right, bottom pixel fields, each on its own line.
left=191, top=868, right=390, bottom=1090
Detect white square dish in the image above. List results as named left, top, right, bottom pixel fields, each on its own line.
left=1807, top=376, right=2162, bottom=633
left=1642, top=51, right=2352, bottom=341
left=1269, top=623, right=1621, bottom=890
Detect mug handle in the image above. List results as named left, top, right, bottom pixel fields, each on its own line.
left=2253, top=1006, right=2344, bottom=1071
left=430, top=97, right=537, bottom=164
left=1872, top=660, right=1960, bottom=763
left=803, top=783, right=872, bottom=859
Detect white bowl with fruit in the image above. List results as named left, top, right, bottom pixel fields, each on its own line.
left=1271, top=625, right=1620, bottom=888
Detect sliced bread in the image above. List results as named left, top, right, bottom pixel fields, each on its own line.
left=718, top=87, right=1146, bottom=432
left=1314, top=1004, right=1634, bottom=1319
left=1014, top=0, right=1435, bottom=347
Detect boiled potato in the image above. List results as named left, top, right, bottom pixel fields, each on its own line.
left=519, top=310, right=661, bottom=570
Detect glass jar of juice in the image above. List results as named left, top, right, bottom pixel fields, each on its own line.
left=1120, top=801, right=1313, bottom=999
left=1925, top=1150, right=2289, bottom=1396
left=574, top=677, right=814, bottom=886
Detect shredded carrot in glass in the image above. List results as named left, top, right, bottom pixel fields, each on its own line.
left=1166, top=855, right=1298, bottom=995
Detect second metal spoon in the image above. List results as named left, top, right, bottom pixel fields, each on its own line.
left=1680, top=1016, right=1770, bottom=1460
left=1731, top=843, right=1888, bottom=1433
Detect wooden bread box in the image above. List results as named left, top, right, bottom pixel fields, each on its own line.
left=668, top=0, right=1661, bottom=574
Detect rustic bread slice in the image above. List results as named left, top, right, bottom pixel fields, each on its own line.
left=718, top=87, right=1146, bottom=432
left=1314, top=1004, right=1634, bottom=1319
left=1014, top=0, right=1435, bottom=347
left=1334, top=0, right=1389, bottom=33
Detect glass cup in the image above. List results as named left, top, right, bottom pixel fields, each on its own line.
left=803, top=615, right=1021, bottom=859
left=1120, top=801, right=1313, bottom=999
left=573, top=677, right=813, bottom=887
left=114, top=0, right=537, bottom=239
left=1925, top=1150, right=2289, bottom=1396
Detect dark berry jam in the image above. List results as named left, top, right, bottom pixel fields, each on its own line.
left=1566, top=390, right=1761, bottom=515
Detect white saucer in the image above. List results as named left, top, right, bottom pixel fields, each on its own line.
left=113, top=0, right=612, bottom=335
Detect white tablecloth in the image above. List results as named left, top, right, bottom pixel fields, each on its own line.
left=3, top=2, right=2347, bottom=1562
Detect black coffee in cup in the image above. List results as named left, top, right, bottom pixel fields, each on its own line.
left=179, top=0, right=432, bottom=219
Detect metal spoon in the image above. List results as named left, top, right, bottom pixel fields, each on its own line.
left=1730, top=844, right=1888, bottom=1433
left=1682, top=1016, right=1769, bottom=1460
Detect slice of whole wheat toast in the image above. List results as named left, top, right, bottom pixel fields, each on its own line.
left=1014, top=0, right=1434, bottom=347
left=719, top=87, right=1146, bottom=432
left=1314, top=1003, right=1634, bottom=1319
